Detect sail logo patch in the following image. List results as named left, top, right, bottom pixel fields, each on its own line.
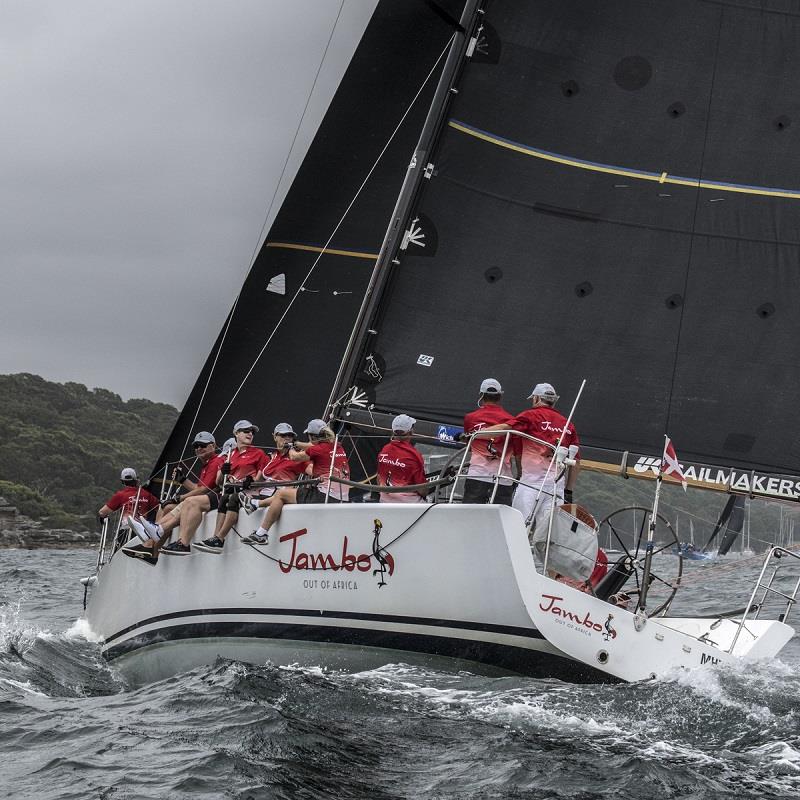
left=417, top=354, right=434, bottom=366
left=437, top=425, right=462, bottom=443
left=633, top=456, right=800, bottom=498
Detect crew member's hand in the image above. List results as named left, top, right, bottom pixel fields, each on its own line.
left=241, top=475, right=253, bottom=490
left=221, top=461, right=232, bottom=475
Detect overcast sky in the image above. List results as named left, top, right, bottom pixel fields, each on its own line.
left=0, top=0, right=376, bottom=407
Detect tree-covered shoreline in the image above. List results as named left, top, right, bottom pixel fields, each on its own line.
left=0, top=373, right=177, bottom=530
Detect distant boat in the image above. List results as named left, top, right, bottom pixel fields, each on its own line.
left=675, top=542, right=715, bottom=562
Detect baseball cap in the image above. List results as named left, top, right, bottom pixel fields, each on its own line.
left=527, top=382, right=559, bottom=401
left=304, top=418, right=328, bottom=435
left=221, top=437, right=236, bottom=454
left=274, top=422, right=296, bottom=436
left=192, top=431, right=215, bottom=446
left=120, top=467, right=137, bottom=481
left=392, top=414, right=416, bottom=433
left=479, top=378, right=502, bottom=394
left=233, top=419, right=259, bottom=433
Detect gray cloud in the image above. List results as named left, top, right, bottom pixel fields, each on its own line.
left=1, top=0, right=376, bottom=406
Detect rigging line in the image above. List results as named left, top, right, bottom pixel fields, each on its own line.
left=213, top=32, right=457, bottom=432
left=178, top=0, right=347, bottom=456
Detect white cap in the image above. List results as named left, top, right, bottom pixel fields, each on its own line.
left=221, top=437, right=236, bottom=454
left=192, top=431, right=215, bottom=445
left=392, top=414, right=416, bottom=433
left=273, top=422, right=296, bottom=436
left=233, top=419, right=259, bottom=433
left=479, top=378, right=502, bottom=395
left=527, top=382, right=559, bottom=401
left=120, top=467, right=137, bottom=481
left=304, top=418, right=328, bottom=435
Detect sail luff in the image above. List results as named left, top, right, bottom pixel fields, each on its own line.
left=326, top=0, right=484, bottom=416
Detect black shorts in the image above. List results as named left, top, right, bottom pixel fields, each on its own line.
left=206, top=491, right=219, bottom=511
left=297, top=485, right=341, bottom=505
left=462, top=478, right=514, bottom=506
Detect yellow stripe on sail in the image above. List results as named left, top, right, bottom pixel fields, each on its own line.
left=448, top=120, right=800, bottom=200
left=266, top=242, right=378, bottom=261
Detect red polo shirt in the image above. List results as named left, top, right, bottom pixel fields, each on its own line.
left=227, top=446, right=269, bottom=481
left=307, top=441, right=350, bottom=501
left=512, top=407, right=580, bottom=484
left=197, top=454, right=225, bottom=490
left=463, top=404, right=519, bottom=486
left=106, top=486, right=159, bottom=518
left=377, top=440, right=427, bottom=503
left=263, top=452, right=307, bottom=482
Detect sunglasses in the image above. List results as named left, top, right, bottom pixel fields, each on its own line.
left=193, top=441, right=211, bottom=449
left=238, top=428, right=255, bottom=434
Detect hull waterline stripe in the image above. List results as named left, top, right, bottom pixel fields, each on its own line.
left=103, top=619, right=614, bottom=684
left=449, top=119, right=800, bottom=200
left=102, top=607, right=545, bottom=646
left=265, top=242, right=379, bottom=260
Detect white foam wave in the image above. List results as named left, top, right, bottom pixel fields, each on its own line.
left=0, top=677, right=48, bottom=697
left=64, top=617, right=104, bottom=643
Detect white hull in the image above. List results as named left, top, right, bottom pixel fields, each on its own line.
left=84, top=505, right=794, bottom=685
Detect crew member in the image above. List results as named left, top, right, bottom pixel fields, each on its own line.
left=123, top=430, right=225, bottom=556
left=98, top=467, right=159, bottom=524
left=239, top=423, right=308, bottom=542
left=487, top=382, right=580, bottom=533
left=462, top=378, right=519, bottom=505
left=194, top=419, right=268, bottom=553
left=376, top=414, right=428, bottom=503
left=243, top=419, right=349, bottom=546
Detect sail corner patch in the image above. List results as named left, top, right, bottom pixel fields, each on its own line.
left=417, top=354, right=434, bottom=367
left=267, top=274, right=286, bottom=295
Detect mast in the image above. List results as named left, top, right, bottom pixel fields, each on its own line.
left=326, top=0, right=484, bottom=416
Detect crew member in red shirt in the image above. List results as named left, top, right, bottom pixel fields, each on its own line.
left=124, top=430, right=225, bottom=557
left=98, top=467, right=159, bottom=523
left=194, top=419, right=268, bottom=553
left=239, top=423, right=308, bottom=537
left=376, top=414, right=428, bottom=503
left=243, top=419, right=349, bottom=547
left=462, top=378, right=519, bottom=505
left=487, top=383, right=580, bottom=533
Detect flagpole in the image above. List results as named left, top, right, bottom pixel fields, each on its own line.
left=636, top=434, right=668, bottom=617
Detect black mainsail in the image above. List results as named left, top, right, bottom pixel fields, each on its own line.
left=332, top=0, right=800, bottom=484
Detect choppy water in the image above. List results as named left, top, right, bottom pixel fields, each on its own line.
left=1, top=548, right=799, bottom=799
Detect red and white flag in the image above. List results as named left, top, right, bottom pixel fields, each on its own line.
left=661, top=436, right=687, bottom=491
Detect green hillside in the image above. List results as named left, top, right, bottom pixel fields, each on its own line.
left=0, top=373, right=177, bottom=528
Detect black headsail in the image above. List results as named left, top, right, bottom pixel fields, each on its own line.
left=331, top=0, right=800, bottom=494
left=154, top=2, right=463, bottom=473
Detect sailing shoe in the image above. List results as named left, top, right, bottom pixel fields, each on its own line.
left=239, top=492, right=258, bottom=514
left=193, top=537, right=225, bottom=554
left=160, top=541, right=191, bottom=556
left=241, top=532, right=269, bottom=545
left=138, top=517, right=162, bottom=539
left=127, top=517, right=147, bottom=542
left=122, top=542, right=155, bottom=557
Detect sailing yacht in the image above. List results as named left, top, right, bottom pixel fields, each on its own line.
left=83, top=0, right=800, bottom=684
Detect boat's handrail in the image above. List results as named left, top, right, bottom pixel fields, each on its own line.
left=449, top=429, right=561, bottom=504
left=729, top=546, right=800, bottom=651
left=94, top=508, right=127, bottom=574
